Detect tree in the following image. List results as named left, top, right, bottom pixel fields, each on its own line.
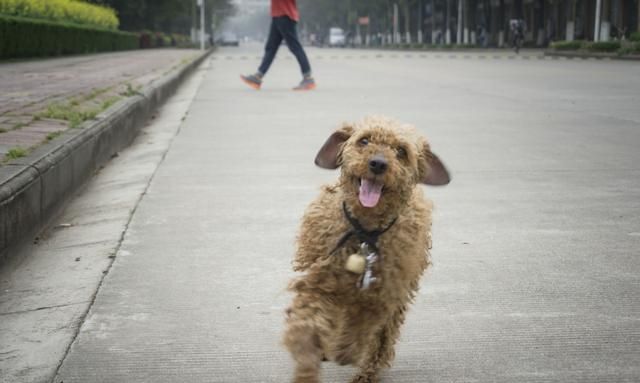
left=87, top=0, right=234, bottom=34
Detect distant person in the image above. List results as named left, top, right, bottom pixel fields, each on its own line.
left=510, top=19, right=524, bottom=53
left=240, top=0, right=315, bottom=91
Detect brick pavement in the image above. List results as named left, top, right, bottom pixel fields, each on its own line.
left=0, top=49, right=202, bottom=161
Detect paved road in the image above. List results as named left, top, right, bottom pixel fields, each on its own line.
left=5, top=45, right=640, bottom=382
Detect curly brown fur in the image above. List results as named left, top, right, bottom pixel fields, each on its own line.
left=284, top=116, right=450, bottom=383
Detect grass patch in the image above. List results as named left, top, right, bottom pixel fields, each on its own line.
left=101, top=95, right=122, bottom=110
left=85, top=87, right=110, bottom=101
left=46, top=131, right=64, bottom=141
left=38, top=101, right=100, bottom=128
left=0, top=128, right=7, bottom=133
left=37, top=89, right=123, bottom=130
left=40, top=102, right=78, bottom=120
left=5, top=147, right=27, bottom=161
left=12, top=121, right=28, bottom=130
left=121, top=82, right=142, bottom=97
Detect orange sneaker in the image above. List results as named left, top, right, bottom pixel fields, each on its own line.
left=240, top=74, right=262, bottom=90
left=293, top=77, right=316, bottom=91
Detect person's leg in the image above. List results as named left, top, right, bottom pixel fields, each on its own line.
left=241, top=19, right=283, bottom=89
left=258, top=18, right=284, bottom=76
left=276, top=16, right=312, bottom=77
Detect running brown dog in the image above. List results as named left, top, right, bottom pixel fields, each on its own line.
left=284, top=116, right=450, bottom=383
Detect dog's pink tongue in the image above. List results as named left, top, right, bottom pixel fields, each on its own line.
left=359, top=179, right=383, bottom=208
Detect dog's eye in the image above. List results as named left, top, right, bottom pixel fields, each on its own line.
left=358, top=138, right=369, bottom=146
left=396, top=147, right=407, bottom=158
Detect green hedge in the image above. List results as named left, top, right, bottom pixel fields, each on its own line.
left=584, top=41, right=621, bottom=52
left=630, top=32, right=640, bottom=42
left=0, top=15, right=137, bottom=59
left=550, top=40, right=584, bottom=50
left=550, top=40, right=629, bottom=54
left=0, top=0, right=118, bottom=29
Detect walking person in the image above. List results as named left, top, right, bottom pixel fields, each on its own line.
left=240, top=0, right=315, bottom=91
left=509, top=19, right=524, bottom=54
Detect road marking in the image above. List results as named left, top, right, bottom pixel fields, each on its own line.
left=211, top=52, right=607, bottom=62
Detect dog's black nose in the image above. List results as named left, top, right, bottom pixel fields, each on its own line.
left=369, top=155, right=388, bottom=175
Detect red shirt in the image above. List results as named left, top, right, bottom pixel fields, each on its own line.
left=271, top=0, right=299, bottom=22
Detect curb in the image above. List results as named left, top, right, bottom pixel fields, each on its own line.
left=544, top=50, right=640, bottom=60
left=0, top=49, right=212, bottom=262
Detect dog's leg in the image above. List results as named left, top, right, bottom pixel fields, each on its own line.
left=350, top=305, right=407, bottom=383
left=284, top=296, right=327, bottom=383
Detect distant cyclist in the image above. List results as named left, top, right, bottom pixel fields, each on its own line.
left=509, top=19, right=524, bottom=54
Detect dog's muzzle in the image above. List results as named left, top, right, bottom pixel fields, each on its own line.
left=368, top=154, right=388, bottom=175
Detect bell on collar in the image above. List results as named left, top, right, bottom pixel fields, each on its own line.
left=345, top=243, right=371, bottom=274
left=345, top=253, right=366, bottom=274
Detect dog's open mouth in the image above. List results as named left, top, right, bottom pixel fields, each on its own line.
left=358, top=178, right=384, bottom=208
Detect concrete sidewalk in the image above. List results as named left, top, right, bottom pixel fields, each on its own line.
left=0, top=49, right=203, bottom=159
left=0, top=54, right=212, bottom=383
left=0, top=49, right=210, bottom=260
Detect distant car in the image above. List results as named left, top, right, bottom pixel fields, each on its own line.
left=328, top=27, right=346, bottom=47
left=219, top=32, right=239, bottom=47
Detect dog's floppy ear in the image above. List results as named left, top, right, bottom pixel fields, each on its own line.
left=419, top=142, right=451, bottom=185
left=315, top=124, right=354, bottom=169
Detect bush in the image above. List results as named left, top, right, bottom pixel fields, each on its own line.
left=138, top=31, right=193, bottom=49
left=0, top=15, right=137, bottom=59
left=139, top=30, right=153, bottom=49
left=0, top=0, right=118, bottom=29
left=629, top=32, right=640, bottom=42
left=585, top=41, right=621, bottom=52
left=550, top=40, right=583, bottom=50
left=154, top=32, right=172, bottom=47
left=171, top=34, right=191, bottom=47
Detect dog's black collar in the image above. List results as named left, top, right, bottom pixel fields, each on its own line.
left=331, top=202, right=398, bottom=254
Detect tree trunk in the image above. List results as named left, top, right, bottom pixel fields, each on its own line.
left=499, top=0, right=505, bottom=46
left=445, top=0, right=451, bottom=44
left=515, top=0, right=523, bottom=19
left=404, top=1, right=411, bottom=43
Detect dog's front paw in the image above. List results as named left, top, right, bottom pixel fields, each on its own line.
left=350, top=374, right=378, bottom=383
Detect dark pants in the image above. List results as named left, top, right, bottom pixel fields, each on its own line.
left=258, top=16, right=311, bottom=76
